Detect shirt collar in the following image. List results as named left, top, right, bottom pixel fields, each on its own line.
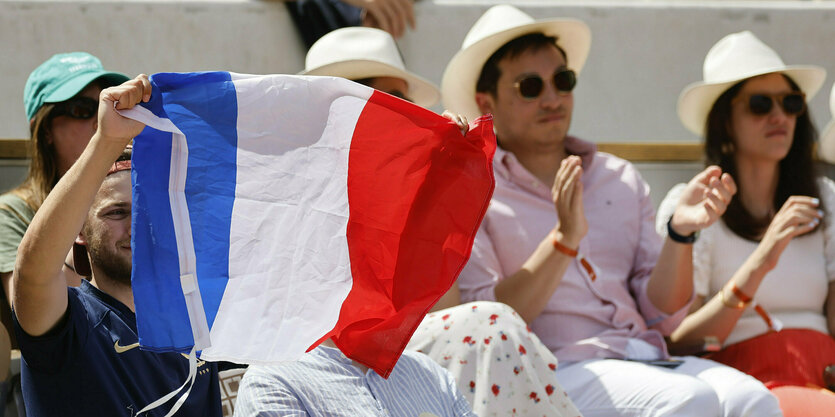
left=79, top=280, right=135, bottom=323
left=315, top=344, right=354, bottom=366
left=494, top=135, right=597, bottom=186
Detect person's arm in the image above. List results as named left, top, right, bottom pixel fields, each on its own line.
left=13, top=75, right=150, bottom=337
left=646, top=166, right=736, bottom=314
left=671, top=195, right=821, bottom=345
left=491, top=156, right=587, bottom=324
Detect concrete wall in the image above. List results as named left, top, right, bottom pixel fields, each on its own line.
left=3, top=0, right=835, bottom=205
left=3, top=1, right=835, bottom=141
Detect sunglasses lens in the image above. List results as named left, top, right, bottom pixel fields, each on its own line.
left=782, top=93, right=805, bottom=115
left=517, top=76, right=544, bottom=99
left=54, top=97, right=98, bottom=119
left=554, top=70, right=577, bottom=92
left=748, top=95, right=773, bottom=115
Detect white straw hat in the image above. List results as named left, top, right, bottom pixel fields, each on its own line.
left=302, top=27, right=440, bottom=107
left=678, top=30, right=826, bottom=136
left=818, top=83, right=835, bottom=163
left=441, top=5, right=591, bottom=121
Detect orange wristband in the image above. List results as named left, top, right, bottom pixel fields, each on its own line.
left=552, top=238, right=578, bottom=258
left=730, top=284, right=753, bottom=304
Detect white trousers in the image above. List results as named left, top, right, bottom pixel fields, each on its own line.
left=555, top=356, right=783, bottom=417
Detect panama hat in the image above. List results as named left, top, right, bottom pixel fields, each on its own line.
left=301, top=27, right=440, bottom=107
left=678, top=31, right=826, bottom=136
left=441, top=4, right=591, bottom=121
left=818, top=84, right=835, bottom=163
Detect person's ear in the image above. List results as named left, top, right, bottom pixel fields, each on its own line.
left=475, top=92, right=495, bottom=116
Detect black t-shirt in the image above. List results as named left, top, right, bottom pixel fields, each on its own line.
left=14, top=280, right=221, bottom=417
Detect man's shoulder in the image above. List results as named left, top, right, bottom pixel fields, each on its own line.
left=590, top=149, right=637, bottom=171
left=394, top=350, right=449, bottom=380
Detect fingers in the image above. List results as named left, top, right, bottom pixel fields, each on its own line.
left=365, top=0, right=414, bottom=38
left=552, top=156, right=580, bottom=199
left=704, top=176, right=731, bottom=215
left=770, top=196, right=823, bottom=240
left=552, top=156, right=582, bottom=212
left=401, top=0, right=415, bottom=29
left=372, top=0, right=399, bottom=38
left=720, top=172, right=737, bottom=196
left=441, top=111, right=469, bottom=135
left=389, top=0, right=414, bottom=33
left=102, top=74, right=151, bottom=111
left=691, top=165, right=723, bottom=186
left=562, top=163, right=582, bottom=209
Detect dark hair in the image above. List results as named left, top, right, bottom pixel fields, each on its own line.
left=476, top=33, right=567, bottom=96
left=704, top=74, right=821, bottom=241
left=352, top=78, right=375, bottom=88
left=8, top=78, right=115, bottom=212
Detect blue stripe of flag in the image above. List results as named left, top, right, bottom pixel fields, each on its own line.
left=132, top=71, right=238, bottom=352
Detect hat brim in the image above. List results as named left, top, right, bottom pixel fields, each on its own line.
left=441, top=18, right=591, bottom=121
left=819, top=118, right=835, bottom=164
left=301, top=60, right=440, bottom=108
left=44, top=71, right=130, bottom=104
left=678, top=65, right=826, bottom=136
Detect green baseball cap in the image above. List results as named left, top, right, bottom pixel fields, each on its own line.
left=23, top=52, right=129, bottom=121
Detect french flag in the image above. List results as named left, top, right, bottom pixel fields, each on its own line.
left=121, top=72, right=496, bottom=376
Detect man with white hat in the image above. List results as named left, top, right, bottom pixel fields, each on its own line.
left=449, top=5, right=781, bottom=416
left=301, top=26, right=441, bottom=108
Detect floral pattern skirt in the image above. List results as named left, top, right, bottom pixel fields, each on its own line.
left=408, top=302, right=582, bottom=417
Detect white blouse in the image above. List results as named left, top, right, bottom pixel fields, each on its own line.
left=656, top=177, right=835, bottom=346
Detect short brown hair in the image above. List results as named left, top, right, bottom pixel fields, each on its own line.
left=476, top=33, right=567, bottom=96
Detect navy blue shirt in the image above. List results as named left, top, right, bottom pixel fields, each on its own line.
left=14, top=280, right=221, bottom=417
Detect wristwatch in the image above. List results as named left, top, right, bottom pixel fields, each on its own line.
left=667, top=217, right=698, bottom=244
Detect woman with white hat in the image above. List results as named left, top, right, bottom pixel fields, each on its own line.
left=658, top=31, right=835, bottom=415
left=817, top=83, right=835, bottom=165
left=302, top=26, right=582, bottom=417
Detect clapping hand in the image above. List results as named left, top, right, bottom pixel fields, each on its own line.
left=670, top=166, right=737, bottom=237
left=552, top=156, right=587, bottom=248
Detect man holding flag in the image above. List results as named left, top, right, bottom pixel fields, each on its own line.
left=11, top=75, right=222, bottom=416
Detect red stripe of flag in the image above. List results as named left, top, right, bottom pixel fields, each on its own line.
left=314, top=91, right=496, bottom=377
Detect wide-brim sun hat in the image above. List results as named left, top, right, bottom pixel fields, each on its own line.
left=24, top=52, right=129, bottom=121
left=818, top=83, right=835, bottom=163
left=678, top=30, right=826, bottom=137
left=301, top=27, right=440, bottom=108
left=441, top=4, right=591, bottom=121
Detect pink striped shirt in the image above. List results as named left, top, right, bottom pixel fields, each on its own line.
left=458, top=136, right=690, bottom=362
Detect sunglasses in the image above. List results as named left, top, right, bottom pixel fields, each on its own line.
left=733, top=92, right=806, bottom=116
left=513, top=69, right=577, bottom=100
left=50, top=96, right=98, bottom=120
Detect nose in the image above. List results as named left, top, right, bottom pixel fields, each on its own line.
left=767, top=101, right=790, bottom=124
left=539, top=80, right=567, bottom=110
